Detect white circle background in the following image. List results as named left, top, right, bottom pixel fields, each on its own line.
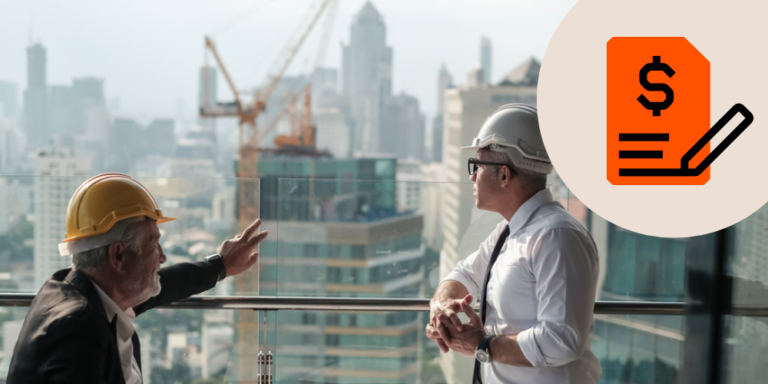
left=539, top=0, right=768, bottom=238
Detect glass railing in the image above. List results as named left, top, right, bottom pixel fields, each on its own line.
left=721, top=203, right=768, bottom=383
left=0, top=174, right=723, bottom=384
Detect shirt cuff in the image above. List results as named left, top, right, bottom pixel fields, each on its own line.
left=516, top=328, right=544, bottom=367
left=441, top=271, right=479, bottom=299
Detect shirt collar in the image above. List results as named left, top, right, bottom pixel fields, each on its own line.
left=90, top=280, right=136, bottom=342
left=507, top=189, right=553, bottom=237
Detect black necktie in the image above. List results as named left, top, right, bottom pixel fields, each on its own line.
left=131, top=332, right=142, bottom=373
left=473, top=226, right=510, bottom=384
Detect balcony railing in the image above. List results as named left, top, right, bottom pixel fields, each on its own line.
left=1, top=293, right=765, bottom=316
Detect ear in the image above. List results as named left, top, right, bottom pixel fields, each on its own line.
left=107, top=242, right=128, bottom=273
left=500, top=166, right=512, bottom=187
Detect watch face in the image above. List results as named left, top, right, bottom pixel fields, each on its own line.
left=475, top=349, right=490, bottom=363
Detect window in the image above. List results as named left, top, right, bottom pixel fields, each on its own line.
left=325, top=334, right=340, bottom=346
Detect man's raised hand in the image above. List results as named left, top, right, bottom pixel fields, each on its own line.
left=218, top=219, right=269, bottom=278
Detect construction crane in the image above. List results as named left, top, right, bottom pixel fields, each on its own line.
left=198, top=2, right=337, bottom=382
left=273, top=0, right=338, bottom=150
left=201, top=0, right=337, bottom=229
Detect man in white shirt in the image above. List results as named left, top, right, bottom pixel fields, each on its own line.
left=426, top=104, right=602, bottom=383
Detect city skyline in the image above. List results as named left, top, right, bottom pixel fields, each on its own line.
left=0, top=0, right=576, bottom=121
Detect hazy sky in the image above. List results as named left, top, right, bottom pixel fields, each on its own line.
left=0, top=0, right=578, bottom=122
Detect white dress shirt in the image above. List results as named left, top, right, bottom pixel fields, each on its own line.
left=91, top=281, right=144, bottom=384
left=444, top=189, right=602, bottom=384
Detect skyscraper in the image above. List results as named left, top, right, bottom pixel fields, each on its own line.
left=33, top=146, right=91, bottom=289
left=71, top=77, right=107, bottom=139
left=342, top=0, right=392, bottom=154
left=198, top=66, right=217, bottom=133
left=47, top=85, right=73, bottom=137
left=380, top=92, right=425, bottom=161
left=24, top=43, right=48, bottom=150
left=256, top=155, right=424, bottom=384
left=432, top=64, right=453, bottom=163
left=480, top=36, right=492, bottom=84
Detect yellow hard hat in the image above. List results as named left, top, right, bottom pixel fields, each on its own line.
left=63, top=173, right=176, bottom=243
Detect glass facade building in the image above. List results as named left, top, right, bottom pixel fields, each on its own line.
left=258, top=156, right=423, bottom=383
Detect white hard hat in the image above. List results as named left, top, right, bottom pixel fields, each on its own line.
left=461, top=103, right=553, bottom=174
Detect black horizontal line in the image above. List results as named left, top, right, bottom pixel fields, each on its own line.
left=619, top=133, right=669, bottom=142
left=619, top=168, right=700, bottom=177
left=619, top=150, right=663, bottom=159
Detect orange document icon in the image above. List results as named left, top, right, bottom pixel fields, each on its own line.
left=607, top=37, right=710, bottom=185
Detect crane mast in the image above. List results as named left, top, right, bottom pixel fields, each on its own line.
left=197, top=2, right=337, bottom=380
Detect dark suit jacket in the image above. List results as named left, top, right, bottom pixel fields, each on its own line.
left=7, top=261, right=220, bottom=384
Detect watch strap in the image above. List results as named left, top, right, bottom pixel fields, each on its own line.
left=477, top=335, right=494, bottom=352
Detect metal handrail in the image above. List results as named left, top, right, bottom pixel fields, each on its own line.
left=1, top=293, right=764, bottom=316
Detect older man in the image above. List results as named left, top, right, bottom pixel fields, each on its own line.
left=7, top=173, right=268, bottom=384
left=426, top=104, right=602, bottom=383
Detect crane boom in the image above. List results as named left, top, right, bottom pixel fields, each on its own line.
left=255, top=0, right=335, bottom=110
left=205, top=37, right=240, bottom=109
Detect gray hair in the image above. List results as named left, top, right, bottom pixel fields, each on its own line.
left=484, top=149, right=547, bottom=193
left=72, top=221, right=149, bottom=272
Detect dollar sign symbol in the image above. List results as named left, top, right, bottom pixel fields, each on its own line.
left=637, top=56, right=676, bottom=116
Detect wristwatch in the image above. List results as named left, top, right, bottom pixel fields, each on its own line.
left=205, top=254, right=227, bottom=281
left=475, top=335, right=494, bottom=364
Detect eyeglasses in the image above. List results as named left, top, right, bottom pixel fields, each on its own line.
left=467, top=158, right=514, bottom=176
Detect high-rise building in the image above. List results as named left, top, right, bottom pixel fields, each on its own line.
left=146, top=119, right=177, bottom=157
left=480, top=36, right=492, bottom=84
left=71, top=77, right=108, bottom=143
left=107, top=118, right=176, bottom=173
left=380, top=92, right=426, bottom=161
left=431, top=64, right=453, bottom=163
left=198, top=66, right=217, bottom=133
left=33, top=146, right=91, bottom=289
left=26, top=44, right=46, bottom=89
left=254, top=155, right=424, bottom=383
left=24, top=43, right=48, bottom=150
left=0, top=81, right=18, bottom=118
left=0, top=121, right=26, bottom=172
left=47, top=85, right=73, bottom=137
left=312, top=67, right=338, bottom=99
left=436, top=64, right=453, bottom=116
left=498, top=56, right=540, bottom=87
left=396, top=159, right=424, bottom=213
left=342, top=1, right=392, bottom=154
left=315, top=107, right=351, bottom=158
left=107, top=117, right=143, bottom=172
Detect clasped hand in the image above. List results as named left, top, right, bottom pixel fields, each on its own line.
left=426, top=294, right=486, bottom=357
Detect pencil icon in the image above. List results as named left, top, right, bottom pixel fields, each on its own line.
left=618, top=104, right=753, bottom=177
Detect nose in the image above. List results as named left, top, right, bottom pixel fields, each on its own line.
left=469, top=171, right=477, bottom=182
left=159, top=245, right=167, bottom=264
